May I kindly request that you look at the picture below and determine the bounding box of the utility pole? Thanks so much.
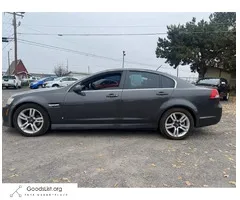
[177,66,179,77]
[13,12,17,73]
[8,49,12,75]
[5,12,25,75]
[88,66,90,74]
[122,51,126,68]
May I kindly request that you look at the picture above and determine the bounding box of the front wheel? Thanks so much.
[13,103,50,136]
[159,108,194,140]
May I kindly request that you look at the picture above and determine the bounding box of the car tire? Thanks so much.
[15,84,18,89]
[159,108,194,140]
[223,92,230,101]
[52,84,59,87]
[13,103,50,137]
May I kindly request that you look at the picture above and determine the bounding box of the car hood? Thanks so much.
[31,81,42,85]
[45,81,56,85]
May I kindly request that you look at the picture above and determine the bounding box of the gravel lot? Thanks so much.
[2,88,236,187]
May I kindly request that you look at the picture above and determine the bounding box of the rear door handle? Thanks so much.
[156,91,168,96]
[106,93,119,98]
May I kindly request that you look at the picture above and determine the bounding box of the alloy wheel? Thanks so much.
[165,112,190,138]
[17,108,44,134]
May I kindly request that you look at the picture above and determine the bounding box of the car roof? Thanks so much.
[93,68,177,79]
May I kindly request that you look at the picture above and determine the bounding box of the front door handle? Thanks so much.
[156,91,168,96]
[106,93,119,98]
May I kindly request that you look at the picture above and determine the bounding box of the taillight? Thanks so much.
[210,89,220,99]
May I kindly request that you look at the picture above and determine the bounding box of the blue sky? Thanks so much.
[2,12,211,77]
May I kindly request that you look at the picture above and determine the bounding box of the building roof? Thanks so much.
[6,59,28,75]
[6,60,21,75]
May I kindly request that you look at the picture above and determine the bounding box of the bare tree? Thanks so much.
[54,64,70,77]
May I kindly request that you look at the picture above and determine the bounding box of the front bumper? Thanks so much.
[2,105,11,127]
[2,83,15,87]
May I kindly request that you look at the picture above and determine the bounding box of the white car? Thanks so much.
[45,76,79,88]
[2,75,21,89]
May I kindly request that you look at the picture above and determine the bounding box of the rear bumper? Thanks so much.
[2,105,11,127]
[196,103,222,127]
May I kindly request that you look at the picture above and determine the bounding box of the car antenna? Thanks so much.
[156,65,162,71]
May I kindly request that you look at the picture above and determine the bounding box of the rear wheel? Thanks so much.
[223,92,230,101]
[13,103,50,136]
[159,108,194,140]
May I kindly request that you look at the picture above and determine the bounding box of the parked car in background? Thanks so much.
[29,76,56,89]
[195,77,230,101]
[3,68,222,139]
[2,75,21,89]
[44,76,79,88]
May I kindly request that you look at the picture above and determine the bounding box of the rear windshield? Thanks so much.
[197,78,220,85]
[2,76,16,79]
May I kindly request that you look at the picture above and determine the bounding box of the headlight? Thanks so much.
[7,97,14,105]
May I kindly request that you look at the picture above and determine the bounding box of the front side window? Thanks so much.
[125,71,159,89]
[82,73,122,90]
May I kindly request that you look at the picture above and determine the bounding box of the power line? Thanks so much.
[3,22,235,28]
[17,32,167,36]
[17,38,191,72]
[17,30,235,37]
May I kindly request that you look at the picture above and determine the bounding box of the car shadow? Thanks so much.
[48,128,163,139]
[3,127,214,140]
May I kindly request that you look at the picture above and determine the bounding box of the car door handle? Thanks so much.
[156,91,168,96]
[106,93,119,98]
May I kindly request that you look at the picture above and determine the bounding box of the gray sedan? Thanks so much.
[2,68,222,140]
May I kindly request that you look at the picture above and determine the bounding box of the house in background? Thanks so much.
[6,59,28,79]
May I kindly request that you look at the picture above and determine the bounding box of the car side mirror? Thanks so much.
[73,85,85,95]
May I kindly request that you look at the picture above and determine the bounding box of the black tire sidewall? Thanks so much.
[160,108,194,140]
[13,103,50,136]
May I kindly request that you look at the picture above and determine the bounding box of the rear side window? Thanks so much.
[161,75,175,88]
[125,71,159,89]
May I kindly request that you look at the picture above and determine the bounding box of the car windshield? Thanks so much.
[197,78,220,85]
[3,76,15,79]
